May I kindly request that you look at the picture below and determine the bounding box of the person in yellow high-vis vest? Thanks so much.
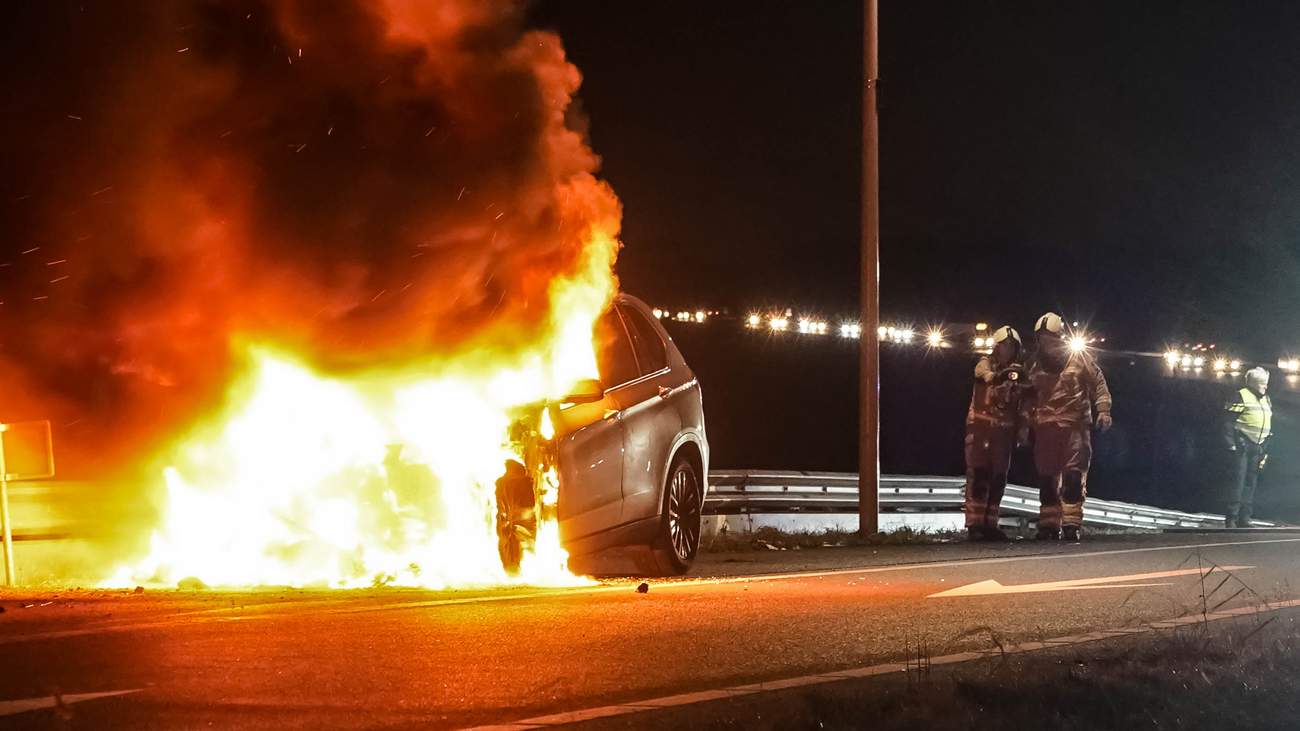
[1223,367,1272,528]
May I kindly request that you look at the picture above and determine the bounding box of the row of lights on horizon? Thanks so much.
[1159,345,1300,378]
[653,306,1300,378]
[658,308,1096,353]
[651,308,712,324]
[744,312,937,345]
[1163,350,1242,373]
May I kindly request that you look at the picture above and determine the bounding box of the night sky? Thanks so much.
[531,1,1300,359]
[4,1,1300,475]
[0,1,1294,511]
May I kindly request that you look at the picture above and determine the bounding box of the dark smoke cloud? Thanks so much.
[0,0,621,476]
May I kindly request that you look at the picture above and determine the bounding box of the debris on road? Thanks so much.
[636,582,649,594]
[133,586,144,594]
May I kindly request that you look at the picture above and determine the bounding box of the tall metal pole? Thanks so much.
[858,0,881,536]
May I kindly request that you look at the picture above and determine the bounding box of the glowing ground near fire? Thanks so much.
[108,244,614,590]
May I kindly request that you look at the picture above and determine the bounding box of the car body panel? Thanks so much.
[612,301,706,524]
[554,392,625,543]
[555,294,709,555]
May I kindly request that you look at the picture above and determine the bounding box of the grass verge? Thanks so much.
[702,523,1150,553]
[702,525,963,553]
[584,608,1300,730]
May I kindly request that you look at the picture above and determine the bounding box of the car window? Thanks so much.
[619,304,669,375]
[593,309,639,388]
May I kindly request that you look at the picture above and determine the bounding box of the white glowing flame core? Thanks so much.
[111,236,616,589]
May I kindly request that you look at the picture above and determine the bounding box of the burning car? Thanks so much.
[75,1,680,590]
[497,294,709,576]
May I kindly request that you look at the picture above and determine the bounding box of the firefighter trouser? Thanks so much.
[1033,424,1092,530]
[964,423,1014,530]
[1226,441,1264,527]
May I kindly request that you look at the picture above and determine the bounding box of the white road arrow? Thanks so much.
[928,565,1252,598]
[0,689,143,717]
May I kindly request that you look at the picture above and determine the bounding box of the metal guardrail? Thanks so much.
[706,470,1279,531]
[4,473,1278,542]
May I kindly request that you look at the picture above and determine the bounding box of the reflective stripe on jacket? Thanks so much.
[1227,387,1272,445]
[967,355,1022,429]
[1024,352,1111,428]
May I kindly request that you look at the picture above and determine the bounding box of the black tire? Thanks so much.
[495,463,537,575]
[644,458,702,576]
[497,520,524,574]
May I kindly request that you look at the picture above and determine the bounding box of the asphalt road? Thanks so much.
[2,532,1299,729]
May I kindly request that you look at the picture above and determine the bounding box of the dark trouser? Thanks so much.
[1033,424,1092,531]
[964,423,1015,530]
[1226,441,1264,527]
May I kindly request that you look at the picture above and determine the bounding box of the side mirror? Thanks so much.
[562,378,605,405]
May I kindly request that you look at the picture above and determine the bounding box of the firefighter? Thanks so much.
[964,326,1026,541]
[1024,312,1112,542]
[1223,367,1272,528]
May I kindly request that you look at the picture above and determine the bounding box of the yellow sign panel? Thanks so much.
[1,420,55,481]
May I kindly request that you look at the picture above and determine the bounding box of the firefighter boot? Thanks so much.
[982,526,1010,542]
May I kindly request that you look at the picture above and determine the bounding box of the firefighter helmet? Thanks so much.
[1035,312,1064,335]
[992,325,1021,347]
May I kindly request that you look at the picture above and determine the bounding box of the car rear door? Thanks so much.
[555,309,634,542]
[611,302,686,523]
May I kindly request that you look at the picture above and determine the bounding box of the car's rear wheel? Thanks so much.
[644,457,702,576]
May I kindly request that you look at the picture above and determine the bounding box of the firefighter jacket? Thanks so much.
[1024,351,1111,429]
[1225,387,1272,447]
[967,355,1025,430]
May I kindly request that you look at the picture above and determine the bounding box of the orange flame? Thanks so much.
[0,1,626,586]
[113,230,617,588]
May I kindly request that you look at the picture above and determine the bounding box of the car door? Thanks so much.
[612,302,685,523]
[555,309,635,542]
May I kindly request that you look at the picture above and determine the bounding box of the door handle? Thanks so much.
[657,386,672,399]
[603,409,620,421]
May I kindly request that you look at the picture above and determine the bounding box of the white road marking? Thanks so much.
[682,537,1298,587]
[3,537,1296,646]
[0,689,142,717]
[464,598,1300,729]
[928,565,1253,598]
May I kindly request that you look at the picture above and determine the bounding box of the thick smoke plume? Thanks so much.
[0,0,620,477]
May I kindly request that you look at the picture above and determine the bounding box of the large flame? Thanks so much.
[0,1,628,586]
[114,234,616,588]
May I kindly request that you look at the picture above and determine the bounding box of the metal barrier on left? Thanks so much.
[0,420,56,586]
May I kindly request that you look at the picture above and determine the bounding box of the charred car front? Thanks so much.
[496,294,709,576]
